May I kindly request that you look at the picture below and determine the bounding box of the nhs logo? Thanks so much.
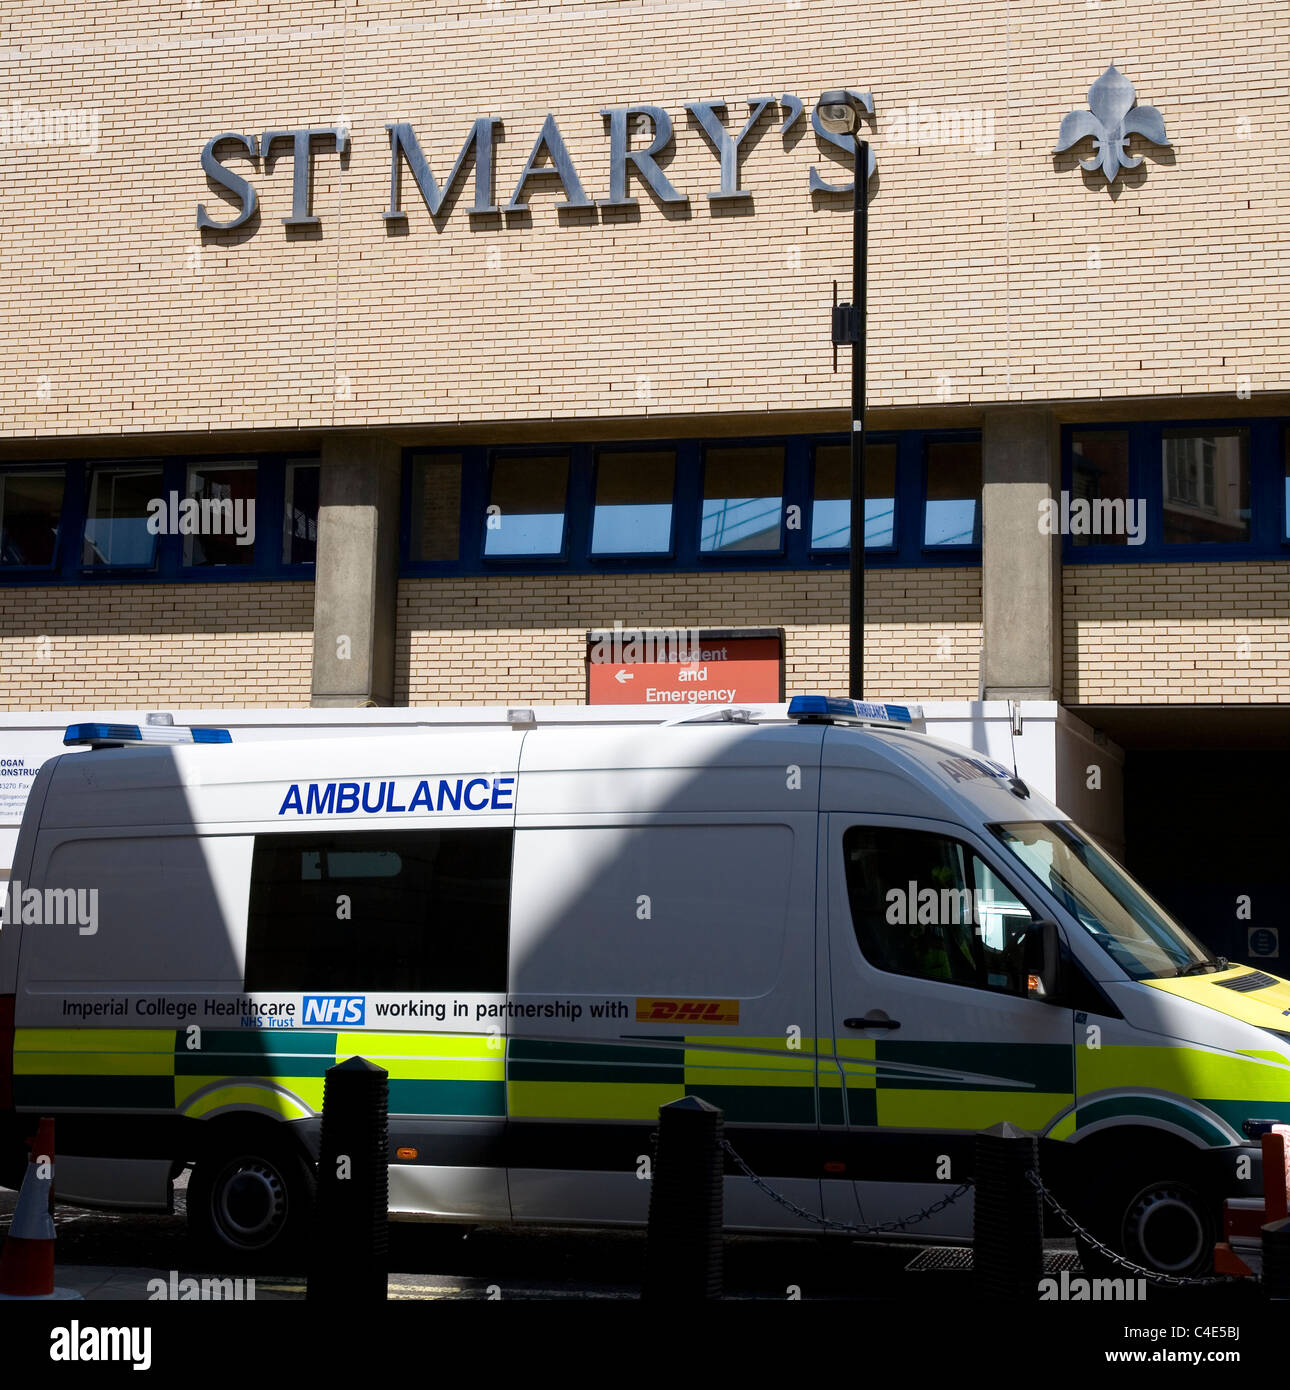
[302,995,365,1026]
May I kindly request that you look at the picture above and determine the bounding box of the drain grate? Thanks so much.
[904,1247,1083,1274]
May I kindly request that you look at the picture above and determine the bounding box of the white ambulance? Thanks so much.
[0,697,1283,1277]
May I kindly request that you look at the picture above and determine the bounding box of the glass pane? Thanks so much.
[245,829,512,993]
[1284,429,1290,541]
[924,439,981,547]
[592,450,675,555]
[411,455,462,562]
[842,825,1033,996]
[1071,431,1135,547]
[183,462,257,566]
[484,454,568,558]
[283,460,319,565]
[701,445,783,553]
[82,464,163,568]
[0,469,64,566]
[811,443,897,550]
[1161,429,1249,544]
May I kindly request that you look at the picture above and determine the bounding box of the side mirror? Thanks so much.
[1023,919,1063,1001]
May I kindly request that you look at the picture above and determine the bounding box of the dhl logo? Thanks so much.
[635,998,740,1025]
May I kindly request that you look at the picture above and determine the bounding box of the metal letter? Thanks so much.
[685,98,773,201]
[598,105,687,207]
[809,91,876,193]
[260,126,349,226]
[384,119,501,220]
[197,132,259,231]
[505,114,592,210]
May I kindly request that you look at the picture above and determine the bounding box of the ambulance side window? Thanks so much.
[244,829,512,993]
[842,826,1036,996]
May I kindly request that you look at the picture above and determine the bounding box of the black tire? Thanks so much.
[1078,1174,1217,1282]
[187,1128,315,1268]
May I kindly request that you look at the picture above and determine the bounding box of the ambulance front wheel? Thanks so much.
[187,1125,315,1267]
[1078,1175,1217,1282]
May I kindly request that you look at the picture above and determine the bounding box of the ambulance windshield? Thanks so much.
[990,821,1212,981]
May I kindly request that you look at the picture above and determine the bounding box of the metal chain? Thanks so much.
[720,1141,1247,1283]
[1023,1169,1247,1287]
[720,1137,973,1236]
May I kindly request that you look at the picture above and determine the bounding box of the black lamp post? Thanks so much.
[819,91,869,701]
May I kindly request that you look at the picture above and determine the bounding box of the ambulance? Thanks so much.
[0,697,1283,1277]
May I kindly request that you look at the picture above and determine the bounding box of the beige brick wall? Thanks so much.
[397,568,981,703]
[0,584,314,707]
[1,1,1286,438]
[1063,564,1290,703]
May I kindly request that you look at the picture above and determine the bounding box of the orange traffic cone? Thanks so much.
[0,1117,79,1300]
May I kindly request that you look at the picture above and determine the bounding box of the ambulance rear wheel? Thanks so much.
[188,1128,315,1267]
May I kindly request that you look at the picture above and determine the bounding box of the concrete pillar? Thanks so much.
[980,405,1061,701]
[310,435,401,707]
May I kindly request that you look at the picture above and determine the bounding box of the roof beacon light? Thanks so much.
[63,722,232,748]
[787,696,924,727]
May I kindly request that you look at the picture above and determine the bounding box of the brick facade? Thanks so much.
[1063,563,1290,703]
[0,584,314,708]
[1,1,1286,438]
[396,569,982,704]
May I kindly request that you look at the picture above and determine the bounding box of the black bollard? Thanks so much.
[641,1096,724,1301]
[1262,1217,1290,1299]
[973,1121,1044,1300]
[307,1056,389,1303]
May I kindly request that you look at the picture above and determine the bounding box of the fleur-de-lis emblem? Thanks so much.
[1053,65,1170,184]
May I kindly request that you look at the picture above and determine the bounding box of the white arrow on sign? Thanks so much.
[614,669,634,684]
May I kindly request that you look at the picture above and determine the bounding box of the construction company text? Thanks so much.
[197,93,875,232]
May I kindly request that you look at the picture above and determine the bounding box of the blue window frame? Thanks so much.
[591,447,676,557]
[923,436,983,548]
[809,439,898,552]
[482,451,569,561]
[700,444,785,555]
[0,467,65,570]
[401,430,983,576]
[0,455,319,585]
[1062,420,1285,562]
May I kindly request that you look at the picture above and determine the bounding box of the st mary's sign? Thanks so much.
[195,92,878,232]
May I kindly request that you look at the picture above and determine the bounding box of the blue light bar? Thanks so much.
[63,722,232,747]
[787,696,922,725]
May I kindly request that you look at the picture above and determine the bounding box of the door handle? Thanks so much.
[844,1014,900,1030]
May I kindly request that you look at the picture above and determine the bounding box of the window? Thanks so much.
[283,460,319,565]
[592,450,675,555]
[0,469,63,567]
[842,825,1036,995]
[924,439,981,547]
[1071,431,1133,547]
[183,461,257,567]
[811,442,897,550]
[1161,429,1249,544]
[991,820,1210,982]
[244,829,512,993]
[1284,429,1290,541]
[484,454,568,558]
[410,455,461,562]
[701,445,784,553]
[82,463,163,569]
